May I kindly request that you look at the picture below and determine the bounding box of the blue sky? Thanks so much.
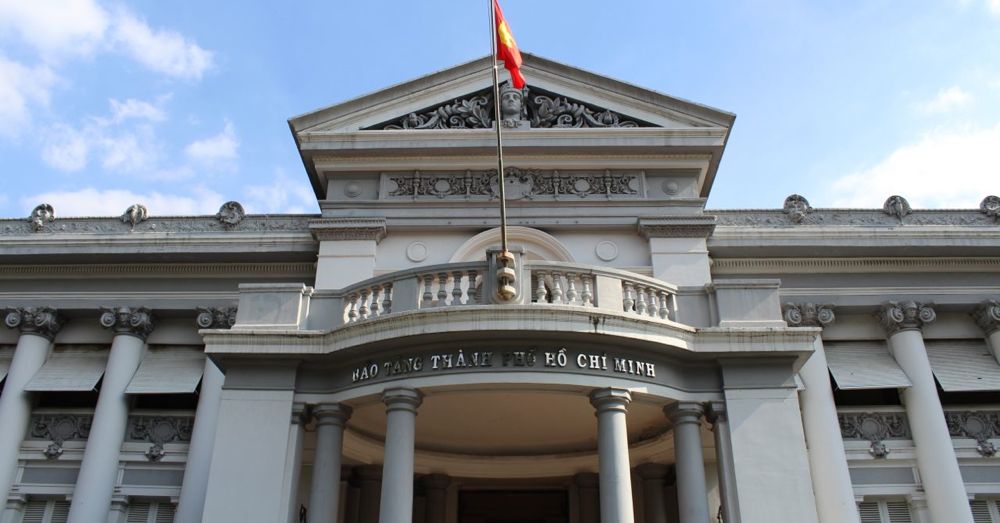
[1,0,999,218]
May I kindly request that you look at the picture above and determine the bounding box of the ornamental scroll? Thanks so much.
[382,168,642,201]
[366,85,656,130]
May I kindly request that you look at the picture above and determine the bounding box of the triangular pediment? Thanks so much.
[289,53,734,134]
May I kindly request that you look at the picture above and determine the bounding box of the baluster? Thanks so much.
[551,272,564,304]
[370,285,382,316]
[622,282,635,312]
[648,291,659,318]
[382,282,393,314]
[466,270,479,304]
[581,275,594,307]
[452,271,464,305]
[359,288,371,318]
[565,272,578,305]
[659,290,670,319]
[347,293,359,323]
[422,274,434,308]
[534,271,548,303]
[436,272,449,306]
[635,285,648,315]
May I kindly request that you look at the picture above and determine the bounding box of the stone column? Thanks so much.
[355,465,383,523]
[309,404,353,523]
[973,300,1000,364]
[635,464,669,523]
[0,308,62,504]
[572,473,599,523]
[664,403,710,523]
[284,404,308,523]
[175,355,226,522]
[879,301,973,523]
[706,402,741,523]
[68,307,154,523]
[420,474,450,523]
[379,388,422,523]
[783,303,858,523]
[589,388,635,523]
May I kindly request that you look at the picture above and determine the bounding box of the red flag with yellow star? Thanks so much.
[494,0,525,88]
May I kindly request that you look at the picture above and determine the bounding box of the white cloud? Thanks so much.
[244,169,318,214]
[0,55,57,137]
[916,86,972,115]
[990,0,1000,14]
[826,124,1000,208]
[0,0,109,58]
[111,11,214,80]
[184,121,239,164]
[109,96,169,123]
[22,186,224,217]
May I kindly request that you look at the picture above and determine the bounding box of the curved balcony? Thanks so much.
[335,260,678,327]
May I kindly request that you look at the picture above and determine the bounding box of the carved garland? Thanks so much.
[839,412,911,458]
[29,414,93,459]
[127,415,195,462]
[945,410,999,457]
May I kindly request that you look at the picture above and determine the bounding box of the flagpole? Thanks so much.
[489,0,509,253]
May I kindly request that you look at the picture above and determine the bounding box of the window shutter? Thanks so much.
[885,501,913,523]
[971,500,994,523]
[49,501,70,523]
[126,502,152,523]
[858,502,883,523]
[22,501,48,523]
[153,502,176,523]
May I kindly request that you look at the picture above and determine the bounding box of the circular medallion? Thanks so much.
[344,182,362,198]
[595,241,619,262]
[662,181,679,195]
[406,242,428,263]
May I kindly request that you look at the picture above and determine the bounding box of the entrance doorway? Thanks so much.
[459,491,568,523]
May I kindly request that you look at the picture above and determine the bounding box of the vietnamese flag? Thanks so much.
[494,0,526,88]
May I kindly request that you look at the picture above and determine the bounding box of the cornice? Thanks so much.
[0,263,315,279]
[0,214,316,237]
[638,216,717,239]
[711,208,1000,227]
[309,217,387,242]
[711,257,1000,275]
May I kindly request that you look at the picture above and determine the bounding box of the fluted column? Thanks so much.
[0,308,62,507]
[572,473,599,523]
[783,303,858,523]
[590,388,635,523]
[420,474,450,523]
[68,307,154,523]
[309,404,352,523]
[635,464,669,523]
[379,388,422,523]
[176,309,232,523]
[706,402,741,523]
[664,403,710,523]
[973,300,1000,364]
[879,301,973,523]
[354,465,383,523]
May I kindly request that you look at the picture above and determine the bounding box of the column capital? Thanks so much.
[313,403,352,427]
[291,403,309,425]
[99,306,155,340]
[664,401,705,426]
[589,387,632,413]
[634,462,671,480]
[382,387,423,414]
[782,302,835,327]
[4,306,64,340]
[196,306,238,329]
[972,299,1000,335]
[878,300,935,336]
[419,473,451,490]
[705,401,727,426]
[572,472,599,488]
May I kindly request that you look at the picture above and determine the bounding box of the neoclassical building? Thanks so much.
[1,54,999,523]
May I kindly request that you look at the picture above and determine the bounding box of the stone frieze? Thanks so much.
[384,168,642,201]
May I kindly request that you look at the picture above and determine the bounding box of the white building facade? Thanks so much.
[1,55,999,523]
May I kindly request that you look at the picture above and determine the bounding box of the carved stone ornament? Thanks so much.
[782,194,812,224]
[28,204,55,231]
[29,414,92,460]
[370,83,654,130]
[99,307,155,340]
[387,168,640,201]
[945,410,999,457]
[196,307,237,329]
[127,415,194,462]
[973,300,1000,336]
[883,195,911,221]
[878,301,935,336]
[782,302,835,327]
[309,217,388,242]
[4,307,64,340]
[215,201,246,227]
[981,196,1000,221]
[839,412,911,458]
[121,203,148,230]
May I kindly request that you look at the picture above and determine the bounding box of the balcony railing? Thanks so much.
[336,260,677,326]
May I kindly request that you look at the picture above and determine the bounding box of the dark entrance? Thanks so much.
[459,490,568,523]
